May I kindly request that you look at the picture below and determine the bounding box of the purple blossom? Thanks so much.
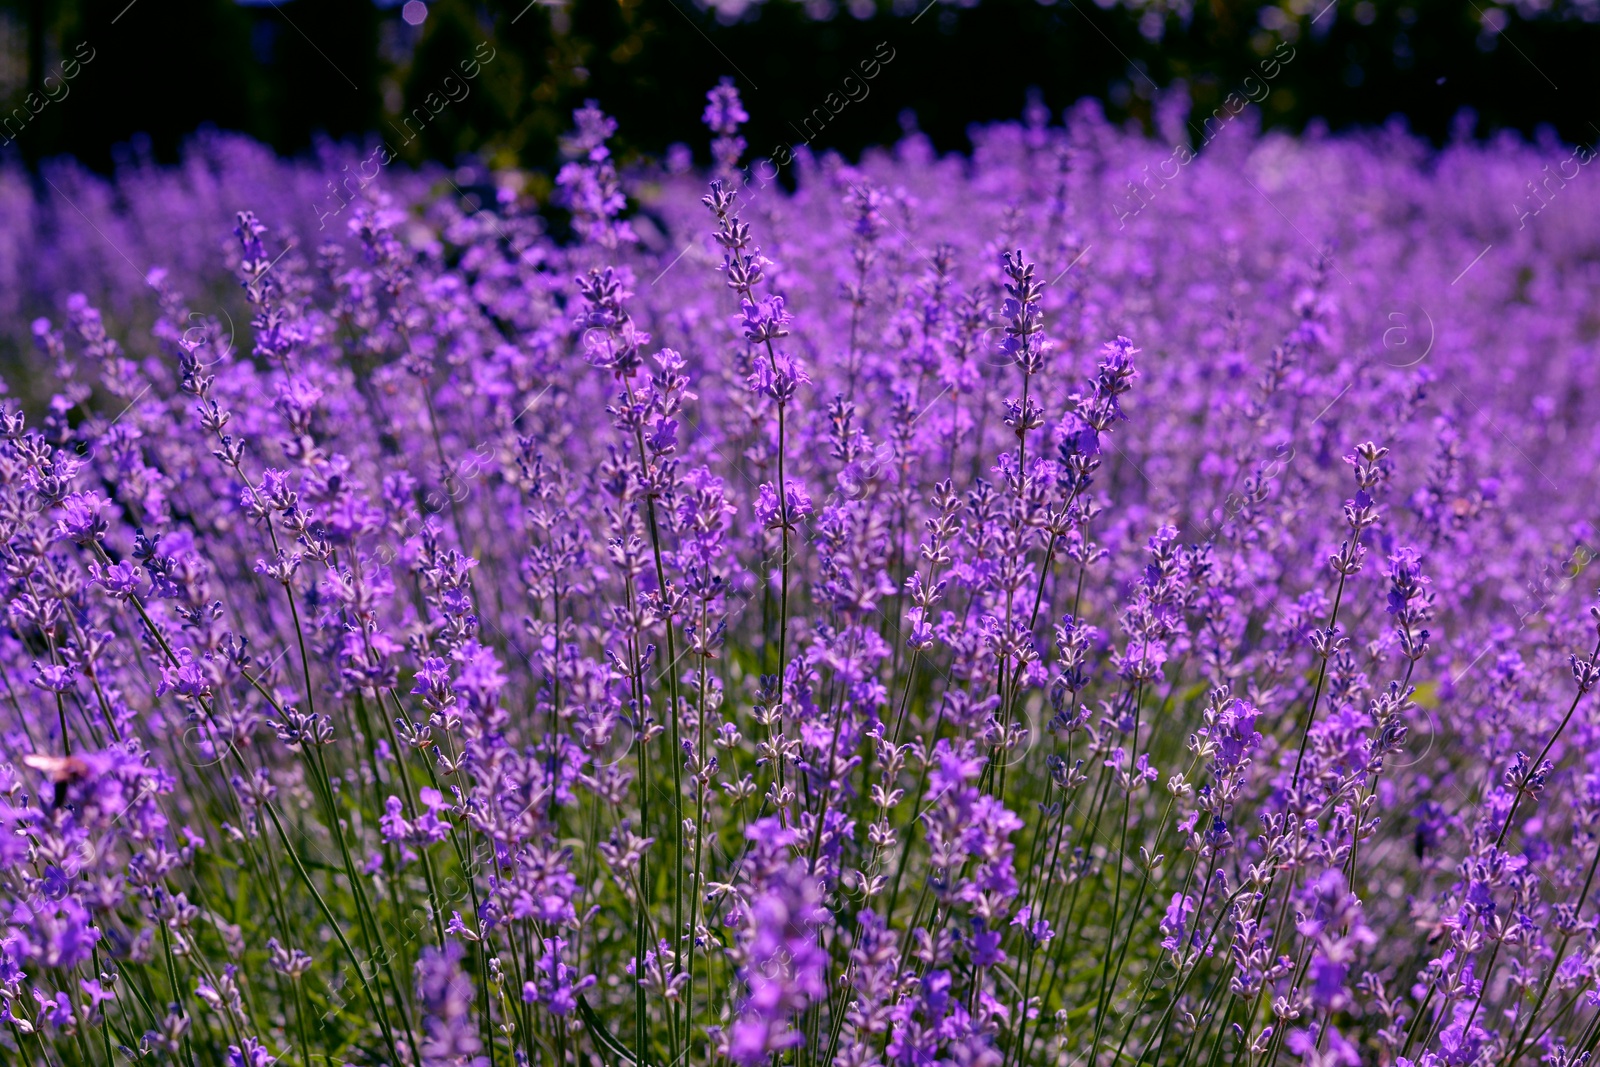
[226,1037,277,1067]
[55,490,108,544]
[415,942,486,1067]
[703,77,749,136]
[522,936,595,1015]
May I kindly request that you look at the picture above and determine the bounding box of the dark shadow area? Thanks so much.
[0,0,1590,176]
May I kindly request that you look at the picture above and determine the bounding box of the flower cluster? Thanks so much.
[4,79,1600,1067]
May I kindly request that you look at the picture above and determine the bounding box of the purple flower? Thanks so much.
[1285,1024,1361,1067]
[1159,893,1196,955]
[89,559,141,600]
[31,661,76,694]
[1307,953,1349,1011]
[380,795,412,843]
[156,648,212,701]
[703,77,749,136]
[55,490,108,544]
[1011,906,1054,946]
[31,988,75,1031]
[739,295,791,345]
[226,1037,278,1067]
[521,936,595,1016]
[968,921,1005,967]
[756,481,814,529]
[415,942,485,1067]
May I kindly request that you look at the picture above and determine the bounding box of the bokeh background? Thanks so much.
[1,0,1595,178]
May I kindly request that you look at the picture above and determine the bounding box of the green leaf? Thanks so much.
[576,994,638,1066]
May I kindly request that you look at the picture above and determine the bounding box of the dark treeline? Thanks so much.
[4,0,1595,177]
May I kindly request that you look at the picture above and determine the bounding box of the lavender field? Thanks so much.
[3,86,1600,1067]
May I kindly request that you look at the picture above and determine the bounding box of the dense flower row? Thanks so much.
[2,84,1600,1067]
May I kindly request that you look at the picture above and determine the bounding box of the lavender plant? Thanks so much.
[4,85,1600,1067]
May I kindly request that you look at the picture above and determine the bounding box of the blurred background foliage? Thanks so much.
[1,0,1595,178]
